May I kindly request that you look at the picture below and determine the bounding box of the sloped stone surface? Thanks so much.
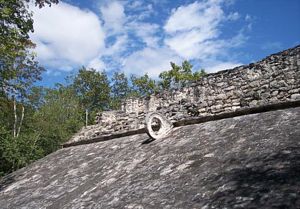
[69,45,300,144]
[0,107,300,209]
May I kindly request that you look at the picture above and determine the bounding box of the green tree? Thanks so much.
[0,84,83,176]
[0,0,58,85]
[26,86,46,109]
[0,129,43,175]
[1,0,34,75]
[31,0,59,8]
[31,85,83,155]
[0,0,60,138]
[0,0,58,91]
[192,69,207,80]
[130,73,158,97]
[72,67,111,126]
[159,60,206,89]
[0,97,44,175]
[1,49,45,138]
[0,0,61,176]
[110,71,130,109]
[0,96,13,131]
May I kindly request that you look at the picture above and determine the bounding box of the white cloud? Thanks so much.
[87,58,106,71]
[30,2,105,70]
[104,35,129,56]
[164,0,223,33]
[128,22,160,47]
[126,1,155,20]
[164,0,225,59]
[244,14,254,30]
[165,29,219,59]
[123,47,182,78]
[127,1,143,9]
[90,2,160,73]
[164,0,246,65]
[104,0,247,76]
[30,0,249,77]
[100,1,126,35]
[245,14,252,21]
[227,12,240,21]
[96,1,162,71]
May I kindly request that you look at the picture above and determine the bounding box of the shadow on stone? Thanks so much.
[201,147,300,209]
[0,174,16,192]
[141,137,156,145]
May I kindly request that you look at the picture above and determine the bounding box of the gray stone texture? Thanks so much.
[67,45,300,144]
[145,112,173,140]
[123,44,300,120]
[1,106,300,209]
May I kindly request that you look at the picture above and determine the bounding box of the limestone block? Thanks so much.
[291,94,300,100]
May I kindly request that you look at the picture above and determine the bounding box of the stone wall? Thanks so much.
[68,45,300,143]
[122,45,300,121]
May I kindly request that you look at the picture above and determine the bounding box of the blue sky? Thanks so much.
[29,0,300,86]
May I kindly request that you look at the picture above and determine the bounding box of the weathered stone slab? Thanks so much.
[1,107,300,209]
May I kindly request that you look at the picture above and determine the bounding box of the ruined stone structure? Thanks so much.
[66,45,300,145]
[1,104,300,209]
[1,45,300,209]
[122,44,300,118]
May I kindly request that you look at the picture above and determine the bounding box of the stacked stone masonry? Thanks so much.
[68,45,300,143]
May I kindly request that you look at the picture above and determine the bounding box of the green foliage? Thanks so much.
[31,85,83,154]
[0,0,48,97]
[29,0,59,8]
[193,69,207,80]
[72,67,111,111]
[0,0,33,68]
[26,86,46,109]
[0,126,43,175]
[0,60,206,176]
[0,2,205,176]
[131,74,158,97]
[110,71,130,109]
[0,0,74,176]
[0,85,83,176]
[3,52,45,101]
[159,60,206,89]
[0,96,13,129]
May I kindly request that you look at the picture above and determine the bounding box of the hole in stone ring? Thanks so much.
[146,112,173,140]
[151,117,161,132]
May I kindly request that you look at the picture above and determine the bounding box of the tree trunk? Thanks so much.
[16,105,24,137]
[13,96,17,138]
[85,109,88,127]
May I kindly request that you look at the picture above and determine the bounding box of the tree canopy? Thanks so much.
[110,71,130,109]
[0,60,206,176]
[0,0,58,97]
[131,73,158,97]
[159,60,206,89]
[72,67,111,111]
[0,0,209,177]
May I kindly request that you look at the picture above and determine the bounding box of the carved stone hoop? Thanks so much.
[145,112,173,140]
